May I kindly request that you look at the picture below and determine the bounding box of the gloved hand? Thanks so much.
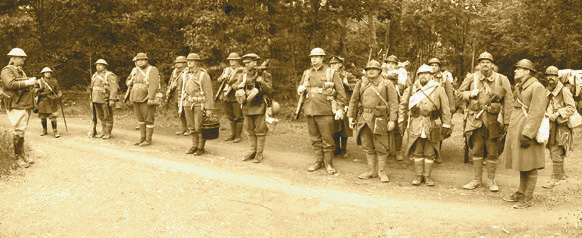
[387,121,395,131]
[348,118,354,129]
[109,100,116,107]
[398,121,407,134]
[520,135,533,149]
[297,85,306,95]
[334,110,344,120]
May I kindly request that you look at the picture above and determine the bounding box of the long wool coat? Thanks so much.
[504,76,547,171]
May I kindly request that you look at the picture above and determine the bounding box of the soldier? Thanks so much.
[382,55,409,87]
[330,56,357,159]
[35,67,63,138]
[458,52,512,192]
[385,70,406,161]
[179,53,215,156]
[91,59,119,139]
[237,53,273,163]
[428,58,456,164]
[503,59,546,209]
[400,65,452,186]
[218,52,244,143]
[1,48,38,168]
[542,66,575,189]
[165,56,189,136]
[297,48,347,174]
[126,53,160,146]
[347,60,398,182]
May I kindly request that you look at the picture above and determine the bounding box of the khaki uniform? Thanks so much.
[386,74,407,159]
[348,76,398,180]
[545,82,575,184]
[36,76,62,135]
[333,69,357,156]
[178,67,214,153]
[128,65,160,143]
[299,65,347,172]
[219,66,244,140]
[91,70,119,137]
[166,67,188,133]
[458,71,512,188]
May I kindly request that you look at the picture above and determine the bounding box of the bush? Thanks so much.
[0,127,16,176]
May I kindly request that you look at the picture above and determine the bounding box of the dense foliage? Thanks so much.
[0,0,580,100]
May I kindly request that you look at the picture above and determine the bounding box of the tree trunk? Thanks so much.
[309,0,320,48]
[368,11,377,58]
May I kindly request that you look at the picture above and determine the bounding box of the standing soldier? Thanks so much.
[428,58,456,164]
[218,52,244,143]
[400,65,452,186]
[330,56,357,159]
[297,48,347,174]
[458,52,512,192]
[126,53,160,146]
[348,60,398,182]
[91,59,119,139]
[542,66,575,189]
[386,70,406,161]
[503,59,546,209]
[165,56,189,136]
[1,48,38,168]
[36,67,62,138]
[382,55,410,88]
[237,53,273,163]
[179,53,215,156]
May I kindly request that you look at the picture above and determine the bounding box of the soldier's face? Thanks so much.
[386,62,397,70]
[418,72,431,85]
[311,56,324,66]
[429,63,440,73]
[43,72,51,78]
[136,60,147,68]
[547,75,558,88]
[96,64,106,71]
[366,69,381,78]
[12,56,25,66]
[187,60,198,68]
[175,62,186,69]
[244,60,257,69]
[514,67,529,82]
[330,63,342,70]
[479,60,493,74]
[229,60,240,67]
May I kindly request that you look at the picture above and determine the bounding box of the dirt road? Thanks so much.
[1,116,581,237]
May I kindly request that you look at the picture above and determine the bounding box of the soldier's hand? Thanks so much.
[348,118,354,129]
[256,76,264,84]
[470,88,479,98]
[25,77,37,86]
[205,109,214,118]
[548,112,559,121]
[334,110,344,120]
[398,121,407,134]
[109,100,115,107]
[387,121,395,131]
[520,135,532,148]
[297,85,306,95]
[147,99,156,106]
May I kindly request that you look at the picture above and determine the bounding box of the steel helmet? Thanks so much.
[95,59,108,65]
[7,48,26,57]
[309,48,326,57]
[40,67,52,73]
[477,52,494,62]
[365,60,382,71]
[226,52,242,60]
[174,56,187,63]
[242,53,260,61]
[385,55,398,63]
[545,66,559,75]
[417,64,432,74]
[515,59,536,73]
[187,53,201,61]
[270,101,281,115]
[428,58,441,66]
[329,56,344,64]
[133,53,148,61]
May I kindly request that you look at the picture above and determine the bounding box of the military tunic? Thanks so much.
[546,81,575,162]
[91,70,119,125]
[335,69,357,137]
[237,69,273,136]
[128,65,160,126]
[1,64,34,136]
[177,68,214,133]
[36,76,62,118]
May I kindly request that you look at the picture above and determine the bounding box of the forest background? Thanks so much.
[0,0,580,102]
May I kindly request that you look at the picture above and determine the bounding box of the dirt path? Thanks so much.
[1,117,581,237]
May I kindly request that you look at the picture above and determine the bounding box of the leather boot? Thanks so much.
[40,119,48,136]
[340,137,348,158]
[224,121,236,141]
[424,159,435,186]
[324,151,337,175]
[194,134,206,156]
[411,158,424,186]
[13,135,29,168]
[50,120,60,138]
[139,126,153,146]
[252,135,266,163]
[307,150,324,172]
[179,113,188,135]
[463,157,483,190]
[186,132,198,154]
[504,171,527,202]
[378,154,389,183]
[333,134,341,156]
[359,153,378,179]
[19,137,33,165]
[102,122,112,139]
[242,134,257,161]
[559,160,567,180]
[486,160,499,192]
[514,170,537,209]
[134,124,146,145]
[233,121,243,143]
[542,162,562,189]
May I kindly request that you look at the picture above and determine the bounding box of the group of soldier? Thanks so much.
[1,46,577,209]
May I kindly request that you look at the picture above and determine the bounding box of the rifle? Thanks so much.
[89,84,97,137]
[59,98,68,133]
[215,67,231,102]
[124,69,136,103]
[295,70,308,119]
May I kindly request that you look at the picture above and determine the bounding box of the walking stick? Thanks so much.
[59,98,69,133]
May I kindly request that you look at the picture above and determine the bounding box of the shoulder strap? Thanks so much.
[368,81,389,107]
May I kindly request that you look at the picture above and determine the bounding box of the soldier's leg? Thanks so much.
[133,102,146,145]
[7,109,32,167]
[184,106,197,154]
[411,139,425,186]
[319,116,337,175]
[394,131,404,161]
[484,137,500,192]
[252,114,268,163]
[375,133,390,182]
[49,113,59,138]
[233,104,243,143]
[140,104,156,146]
[340,136,348,158]
[223,101,236,141]
[504,171,527,202]
[242,115,257,161]
[464,127,486,189]
[39,113,48,136]
[103,104,114,139]
[423,142,437,186]
[307,116,324,172]
[435,141,443,164]
[358,125,378,179]
[333,131,342,156]
[543,145,565,189]
[514,169,537,209]
[94,103,106,138]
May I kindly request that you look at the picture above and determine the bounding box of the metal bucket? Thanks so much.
[201,119,220,140]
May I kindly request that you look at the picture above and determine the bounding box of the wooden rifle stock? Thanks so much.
[294,91,306,119]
